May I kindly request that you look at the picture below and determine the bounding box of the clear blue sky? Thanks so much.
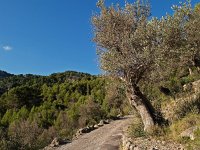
[0,0,199,75]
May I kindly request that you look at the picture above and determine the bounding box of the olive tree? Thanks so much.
[92,0,199,132]
[186,3,200,70]
[157,2,199,76]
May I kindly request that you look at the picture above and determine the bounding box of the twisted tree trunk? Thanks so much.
[126,84,155,132]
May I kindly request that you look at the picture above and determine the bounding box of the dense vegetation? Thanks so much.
[92,0,200,131]
[0,70,13,79]
[92,0,200,149]
[1,1,199,149]
[127,67,200,149]
[0,70,129,150]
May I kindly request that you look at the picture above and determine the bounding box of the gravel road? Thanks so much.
[55,116,133,150]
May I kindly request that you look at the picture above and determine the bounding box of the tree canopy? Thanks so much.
[92,0,200,132]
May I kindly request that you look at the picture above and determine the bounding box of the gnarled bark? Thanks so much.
[126,84,155,132]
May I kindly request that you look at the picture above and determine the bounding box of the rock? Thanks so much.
[50,138,59,147]
[81,128,87,133]
[77,126,95,134]
[125,141,131,150]
[192,80,200,93]
[98,120,104,127]
[121,132,185,150]
[59,138,70,145]
[89,125,95,130]
[161,141,166,145]
[122,134,127,147]
[77,128,83,134]
[74,125,96,139]
[183,80,200,93]
[117,114,121,118]
[129,145,134,150]
[183,83,192,92]
[94,124,99,129]
[152,146,159,150]
[43,146,54,150]
[75,128,88,137]
[81,127,91,133]
[177,147,184,150]
[103,119,110,124]
[133,146,139,150]
[180,126,198,140]
[47,138,70,149]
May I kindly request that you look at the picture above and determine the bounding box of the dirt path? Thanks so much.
[55,116,133,150]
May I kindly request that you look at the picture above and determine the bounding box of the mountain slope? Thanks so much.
[0,70,14,78]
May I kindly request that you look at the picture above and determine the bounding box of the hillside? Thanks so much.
[0,71,92,95]
[0,70,13,79]
[0,70,129,150]
[1,69,200,150]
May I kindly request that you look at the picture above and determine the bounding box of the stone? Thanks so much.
[180,126,198,140]
[77,128,83,135]
[59,138,70,145]
[130,145,134,150]
[50,138,59,147]
[152,146,159,150]
[117,114,121,118]
[192,80,200,93]
[76,127,91,136]
[125,141,131,150]
[134,146,139,150]
[98,120,104,127]
[157,140,160,143]
[81,127,91,133]
[89,125,95,130]
[103,119,110,124]
[94,124,99,129]
[48,138,70,148]
[183,83,192,92]
[122,135,127,147]
[161,141,166,145]
[183,80,200,93]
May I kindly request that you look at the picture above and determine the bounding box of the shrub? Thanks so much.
[37,127,57,148]
[170,113,200,140]
[8,120,44,150]
[78,97,105,127]
[128,117,146,138]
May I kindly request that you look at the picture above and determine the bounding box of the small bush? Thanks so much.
[170,113,200,140]
[8,120,44,150]
[128,118,146,138]
[180,127,200,150]
[37,127,57,148]
[148,125,169,139]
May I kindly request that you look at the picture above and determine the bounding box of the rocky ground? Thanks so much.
[44,115,186,150]
[122,136,184,150]
[46,116,133,150]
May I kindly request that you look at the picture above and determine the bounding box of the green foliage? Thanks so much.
[0,85,41,110]
[0,71,126,149]
[1,109,14,127]
[194,3,200,12]
[78,97,105,127]
[0,70,13,79]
